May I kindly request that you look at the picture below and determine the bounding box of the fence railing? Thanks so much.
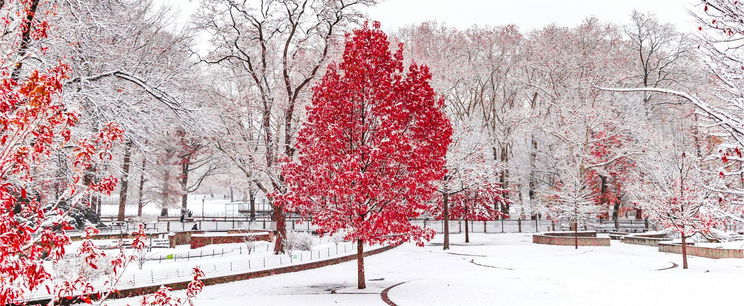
[87,218,675,237]
[416,219,555,234]
[106,240,363,290]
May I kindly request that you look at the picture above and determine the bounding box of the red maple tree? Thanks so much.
[0,2,204,303]
[278,22,451,289]
[432,183,509,243]
[584,127,635,225]
[0,1,123,302]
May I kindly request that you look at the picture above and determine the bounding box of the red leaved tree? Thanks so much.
[433,184,508,243]
[278,22,451,289]
[0,1,205,303]
[0,1,123,302]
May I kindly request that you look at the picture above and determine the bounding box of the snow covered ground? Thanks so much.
[109,233,744,306]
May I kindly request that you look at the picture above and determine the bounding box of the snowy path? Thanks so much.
[109,233,744,306]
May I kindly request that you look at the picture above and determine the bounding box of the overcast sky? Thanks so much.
[157,0,699,32]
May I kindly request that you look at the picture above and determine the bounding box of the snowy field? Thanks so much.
[109,233,744,306]
[28,235,370,303]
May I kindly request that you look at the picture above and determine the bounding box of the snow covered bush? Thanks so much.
[285,231,314,253]
[244,233,259,255]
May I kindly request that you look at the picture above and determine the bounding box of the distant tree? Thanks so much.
[629,149,715,269]
[545,161,606,249]
[431,119,508,248]
[602,0,744,223]
[279,23,451,289]
[433,183,509,244]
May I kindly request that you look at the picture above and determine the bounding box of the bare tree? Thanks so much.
[196,0,375,253]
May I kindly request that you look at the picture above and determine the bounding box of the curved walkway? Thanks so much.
[105,233,744,306]
[657,261,678,271]
[380,281,407,306]
[469,259,515,270]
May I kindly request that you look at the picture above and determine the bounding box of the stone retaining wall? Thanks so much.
[533,232,610,247]
[168,231,203,247]
[190,232,271,249]
[621,236,670,247]
[168,230,274,248]
[658,244,744,259]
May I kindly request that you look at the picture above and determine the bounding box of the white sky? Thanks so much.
[157,0,700,32]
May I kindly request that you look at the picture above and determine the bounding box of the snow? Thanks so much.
[696,241,744,249]
[106,233,744,305]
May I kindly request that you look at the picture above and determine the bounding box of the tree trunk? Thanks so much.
[94,196,101,219]
[529,135,538,219]
[249,187,256,221]
[137,155,147,217]
[117,141,133,221]
[54,152,65,201]
[681,234,688,269]
[160,162,171,217]
[10,0,40,82]
[443,192,450,250]
[574,220,579,249]
[180,159,189,211]
[499,144,510,215]
[357,239,366,289]
[613,205,620,231]
[273,205,286,254]
[465,217,470,243]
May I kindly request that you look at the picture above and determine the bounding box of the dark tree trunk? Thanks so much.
[357,239,366,289]
[528,92,539,219]
[137,155,147,217]
[465,217,470,243]
[117,141,133,221]
[160,162,171,217]
[94,196,101,219]
[180,159,189,211]
[574,220,579,249]
[10,0,40,82]
[54,152,66,201]
[529,136,538,219]
[443,192,450,250]
[499,144,510,215]
[273,205,286,254]
[681,234,688,269]
[249,187,256,221]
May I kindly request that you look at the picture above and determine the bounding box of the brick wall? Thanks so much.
[190,232,271,249]
[658,244,744,259]
[622,236,669,247]
[168,231,204,248]
[533,234,611,246]
[169,230,274,248]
